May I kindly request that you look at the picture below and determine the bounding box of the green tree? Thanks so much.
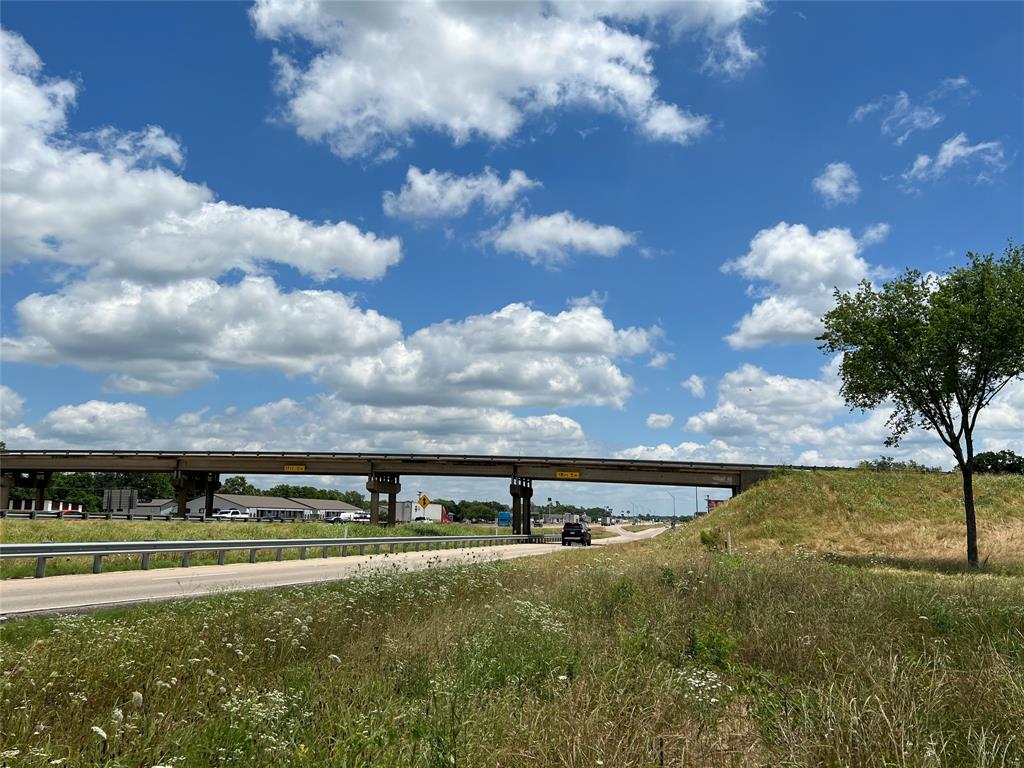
[973,450,1024,474]
[819,244,1024,567]
[220,476,259,496]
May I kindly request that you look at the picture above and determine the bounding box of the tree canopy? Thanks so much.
[819,243,1024,566]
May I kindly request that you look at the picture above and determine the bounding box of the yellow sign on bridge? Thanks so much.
[283,464,306,473]
[555,471,581,480]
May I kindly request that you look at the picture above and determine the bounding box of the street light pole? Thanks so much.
[663,490,677,518]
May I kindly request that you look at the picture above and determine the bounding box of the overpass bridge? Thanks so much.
[0,450,790,534]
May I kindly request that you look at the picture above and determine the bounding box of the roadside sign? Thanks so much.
[418,494,431,509]
[555,471,581,480]
[283,464,306,473]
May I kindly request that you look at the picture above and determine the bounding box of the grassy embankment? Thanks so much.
[1,469,1022,767]
[0,520,486,579]
[688,467,1024,575]
[624,522,668,532]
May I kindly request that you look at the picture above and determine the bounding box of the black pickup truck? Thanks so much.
[561,521,592,546]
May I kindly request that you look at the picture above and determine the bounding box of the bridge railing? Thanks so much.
[0,533,561,578]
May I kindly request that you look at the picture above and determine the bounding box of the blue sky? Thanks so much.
[1,1,1021,513]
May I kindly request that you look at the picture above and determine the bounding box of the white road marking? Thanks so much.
[153,572,240,580]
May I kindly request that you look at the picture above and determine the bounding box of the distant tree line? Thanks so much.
[858,451,1022,475]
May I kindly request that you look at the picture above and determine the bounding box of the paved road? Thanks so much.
[0,525,665,618]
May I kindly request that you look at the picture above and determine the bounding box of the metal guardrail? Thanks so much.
[0,534,561,578]
[1,511,328,522]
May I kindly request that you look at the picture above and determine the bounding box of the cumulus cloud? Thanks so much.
[318,302,656,408]
[0,29,401,283]
[382,166,539,219]
[251,0,762,158]
[681,375,706,398]
[723,222,888,349]
[902,132,1007,186]
[1,385,26,426]
[490,211,635,266]
[3,285,655,407]
[7,395,591,457]
[2,276,403,394]
[620,365,1024,468]
[812,162,860,205]
[646,413,674,429]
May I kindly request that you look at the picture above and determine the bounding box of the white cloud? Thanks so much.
[382,166,539,219]
[620,366,1024,469]
[3,276,402,394]
[490,211,635,266]
[723,222,887,349]
[902,132,1007,186]
[684,363,844,438]
[3,286,654,407]
[1,385,26,427]
[9,395,592,457]
[319,302,656,409]
[812,162,860,205]
[646,413,674,429]
[647,351,674,369]
[852,76,975,146]
[702,28,760,78]
[681,375,706,398]
[0,29,401,283]
[852,91,941,144]
[250,0,761,158]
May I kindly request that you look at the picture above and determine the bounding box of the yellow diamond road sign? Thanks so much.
[418,494,431,509]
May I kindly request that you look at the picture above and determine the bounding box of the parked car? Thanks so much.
[212,509,251,521]
[326,511,360,523]
[561,521,592,546]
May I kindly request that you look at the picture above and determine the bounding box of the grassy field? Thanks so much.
[0,520,488,580]
[1,470,1021,767]
[687,468,1024,575]
[624,522,668,532]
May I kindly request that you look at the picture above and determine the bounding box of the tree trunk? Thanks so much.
[962,466,979,568]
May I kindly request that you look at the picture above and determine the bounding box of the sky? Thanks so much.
[1,1,1022,515]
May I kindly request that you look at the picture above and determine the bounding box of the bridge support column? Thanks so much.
[203,472,220,519]
[32,472,51,519]
[172,471,202,518]
[0,474,11,517]
[366,474,400,526]
[369,490,380,525]
[509,478,532,535]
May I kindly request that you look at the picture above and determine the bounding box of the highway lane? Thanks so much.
[0,525,665,618]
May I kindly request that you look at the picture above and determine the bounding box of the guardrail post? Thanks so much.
[300,547,307,560]
[92,555,103,574]
[182,552,190,568]
[390,543,396,553]
[105,512,112,520]
[218,550,226,566]
[250,549,258,563]
[35,557,46,578]
[373,543,381,554]
[275,548,283,562]
[341,545,348,557]
[358,545,365,555]
[322,546,329,558]
[141,553,151,570]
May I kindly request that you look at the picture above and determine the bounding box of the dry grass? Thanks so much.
[688,469,1024,574]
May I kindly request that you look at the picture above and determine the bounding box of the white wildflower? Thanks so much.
[131,691,144,708]
[90,725,108,740]
[328,654,341,664]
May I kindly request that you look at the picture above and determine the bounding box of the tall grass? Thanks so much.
[690,470,1024,574]
[2,535,1021,767]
